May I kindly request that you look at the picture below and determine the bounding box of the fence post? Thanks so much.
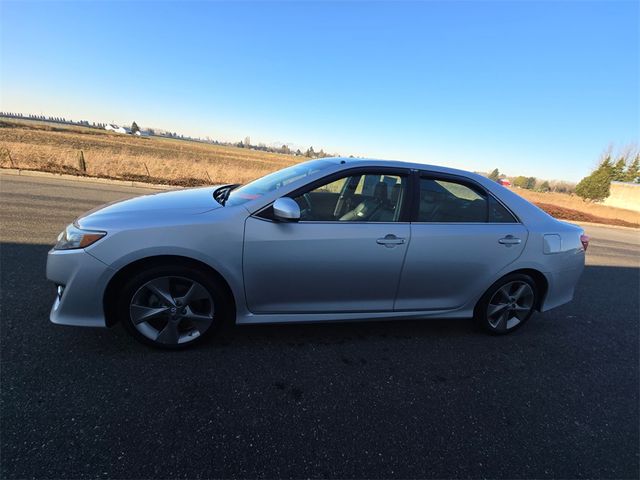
[77,150,86,173]
[205,170,212,183]
[6,148,16,168]
[144,163,151,178]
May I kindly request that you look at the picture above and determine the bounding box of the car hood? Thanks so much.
[77,186,225,230]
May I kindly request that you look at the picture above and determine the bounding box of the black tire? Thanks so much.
[474,273,538,335]
[116,263,231,349]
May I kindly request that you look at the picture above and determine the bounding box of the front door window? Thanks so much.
[293,173,406,222]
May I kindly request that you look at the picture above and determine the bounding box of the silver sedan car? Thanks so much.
[47,158,587,349]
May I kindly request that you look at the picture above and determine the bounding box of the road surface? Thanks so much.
[1,173,638,479]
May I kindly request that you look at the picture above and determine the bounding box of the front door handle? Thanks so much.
[377,234,406,247]
[498,235,522,246]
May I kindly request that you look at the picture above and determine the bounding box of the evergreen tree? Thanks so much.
[512,176,528,188]
[131,121,140,134]
[575,163,612,201]
[599,155,614,175]
[488,168,500,181]
[612,157,627,181]
[625,155,639,183]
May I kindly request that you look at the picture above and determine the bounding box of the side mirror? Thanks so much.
[273,197,300,222]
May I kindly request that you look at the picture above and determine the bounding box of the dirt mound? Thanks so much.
[535,202,638,228]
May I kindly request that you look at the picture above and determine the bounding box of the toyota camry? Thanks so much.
[47,158,587,348]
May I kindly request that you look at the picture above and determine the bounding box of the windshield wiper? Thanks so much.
[213,184,240,206]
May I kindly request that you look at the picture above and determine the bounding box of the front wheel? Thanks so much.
[475,273,538,335]
[117,264,228,349]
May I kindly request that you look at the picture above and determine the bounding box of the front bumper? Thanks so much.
[46,248,115,327]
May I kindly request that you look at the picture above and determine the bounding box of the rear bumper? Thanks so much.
[540,265,584,312]
[46,248,114,327]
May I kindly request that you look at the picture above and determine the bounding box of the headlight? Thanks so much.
[55,224,106,250]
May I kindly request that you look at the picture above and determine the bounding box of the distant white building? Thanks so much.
[104,124,131,134]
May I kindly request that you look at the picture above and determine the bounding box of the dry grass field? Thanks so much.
[1,117,638,227]
[0,118,297,185]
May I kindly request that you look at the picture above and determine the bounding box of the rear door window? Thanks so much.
[418,177,516,223]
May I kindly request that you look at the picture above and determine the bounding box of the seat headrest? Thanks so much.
[390,183,402,204]
[373,182,388,200]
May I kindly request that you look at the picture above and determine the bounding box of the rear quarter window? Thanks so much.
[488,195,518,223]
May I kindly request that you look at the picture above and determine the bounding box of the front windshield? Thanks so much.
[225,159,337,206]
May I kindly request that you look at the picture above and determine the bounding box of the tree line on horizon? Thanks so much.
[234,141,337,159]
[485,144,639,200]
[1,111,108,129]
[486,168,573,194]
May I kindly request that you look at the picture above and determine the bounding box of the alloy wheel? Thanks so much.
[129,276,215,345]
[486,280,534,332]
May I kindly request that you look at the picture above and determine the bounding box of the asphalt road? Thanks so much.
[1,173,639,479]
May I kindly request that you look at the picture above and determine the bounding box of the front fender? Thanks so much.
[85,218,247,319]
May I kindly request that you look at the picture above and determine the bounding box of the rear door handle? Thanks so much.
[377,234,406,247]
[499,235,522,246]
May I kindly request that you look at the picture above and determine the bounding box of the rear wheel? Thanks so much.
[117,264,229,349]
[475,273,538,335]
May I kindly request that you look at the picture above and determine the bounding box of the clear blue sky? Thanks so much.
[1,0,638,181]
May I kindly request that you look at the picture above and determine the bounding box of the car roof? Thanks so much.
[324,157,488,181]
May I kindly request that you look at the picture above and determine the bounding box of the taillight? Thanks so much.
[580,234,590,251]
